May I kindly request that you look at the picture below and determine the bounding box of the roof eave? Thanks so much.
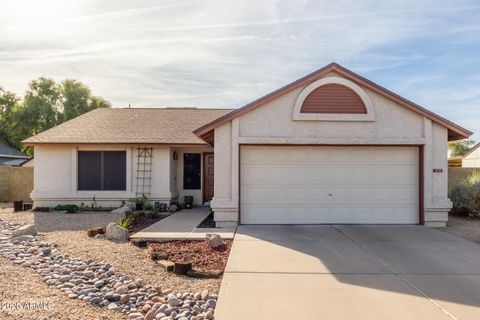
[194,62,473,141]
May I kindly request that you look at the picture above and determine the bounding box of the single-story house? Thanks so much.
[0,144,30,166]
[23,63,472,227]
[461,143,480,168]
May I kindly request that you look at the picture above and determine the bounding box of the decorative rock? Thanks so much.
[87,227,104,237]
[115,285,129,294]
[148,249,168,261]
[151,296,165,303]
[205,234,223,248]
[105,222,128,243]
[173,262,192,275]
[135,278,146,286]
[201,289,209,300]
[186,268,223,279]
[107,303,119,310]
[46,279,56,285]
[205,310,213,319]
[206,299,216,308]
[120,294,130,304]
[83,270,94,278]
[0,220,219,320]
[167,295,180,307]
[130,238,148,248]
[157,260,174,272]
[11,224,38,238]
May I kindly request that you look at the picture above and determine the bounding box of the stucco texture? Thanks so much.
[212,71,451,227]
[31,144,212,208]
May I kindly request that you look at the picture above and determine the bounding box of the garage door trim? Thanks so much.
[238,144,424,225]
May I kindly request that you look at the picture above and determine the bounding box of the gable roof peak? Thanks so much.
[194,62,472,141]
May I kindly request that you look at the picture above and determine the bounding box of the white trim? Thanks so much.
[292,76,376,121]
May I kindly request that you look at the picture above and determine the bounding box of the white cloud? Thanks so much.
[0,0,478,138]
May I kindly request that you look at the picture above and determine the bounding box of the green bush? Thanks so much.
[54,204,79,213]
[450,171,480,216]
[145,209,160,218]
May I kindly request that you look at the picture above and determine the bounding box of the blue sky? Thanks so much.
[0,0,479,139]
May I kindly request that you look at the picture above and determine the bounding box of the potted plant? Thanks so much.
[184,196,194,209]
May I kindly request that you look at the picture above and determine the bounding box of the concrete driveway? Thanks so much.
[214,225,480,320]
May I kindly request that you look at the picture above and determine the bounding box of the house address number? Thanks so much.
[433,169,443,173]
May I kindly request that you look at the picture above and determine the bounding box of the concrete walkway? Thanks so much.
[215,225,480,320]
[130,207,236,241]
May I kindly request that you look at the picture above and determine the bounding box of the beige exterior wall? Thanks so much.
[462,147,480,168]
[212,71,452,227]
[175,146,213,206]
[32,144,211,208]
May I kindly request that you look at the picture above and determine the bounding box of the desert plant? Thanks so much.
[450,171,480,216]
[118,217,134,229]
[145,209,160,218]
[129,194,148,210]
[54,204,79,213]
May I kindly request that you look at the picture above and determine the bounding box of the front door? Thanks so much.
[203,153,214,203]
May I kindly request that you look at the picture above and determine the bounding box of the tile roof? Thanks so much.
[22,108,233,145]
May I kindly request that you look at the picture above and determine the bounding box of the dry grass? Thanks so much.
[440,215,480,244]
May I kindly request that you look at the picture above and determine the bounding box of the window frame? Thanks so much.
[77,150,127,191]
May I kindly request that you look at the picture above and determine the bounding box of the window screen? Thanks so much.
[183,153,201,190]
[78,151,126,191]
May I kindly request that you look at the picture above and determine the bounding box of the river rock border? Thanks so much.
[0,219,216,320]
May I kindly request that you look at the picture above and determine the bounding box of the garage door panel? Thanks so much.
[240,146,419,224]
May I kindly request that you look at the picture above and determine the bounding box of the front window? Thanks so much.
[183,153,201,189]
[78,151,126,191]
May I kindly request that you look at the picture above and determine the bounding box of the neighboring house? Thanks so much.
[20,158,34,168]
[462,143,480,168]
[23,63,472,227]
[447,156,462,167]
[0,144,30,166]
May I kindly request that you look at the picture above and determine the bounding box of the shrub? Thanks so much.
[54,204,79,213]
[146,209,160,218]
[450,171,480,216]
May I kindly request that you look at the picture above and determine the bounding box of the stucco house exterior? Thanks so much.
[462,143,480,168]
[23,63,472,227]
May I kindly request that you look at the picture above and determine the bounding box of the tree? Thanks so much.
[448,139,477,157]
[0,77,111,152]
[0,87,22,148]
[61,80,111,122]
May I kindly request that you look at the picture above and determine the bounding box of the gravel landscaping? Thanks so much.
[34,210,124,232]
[149,241,232,271]
[0,219,218,320]
[440,214,480,244]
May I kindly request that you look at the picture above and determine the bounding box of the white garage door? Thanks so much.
[240,146,419,224]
